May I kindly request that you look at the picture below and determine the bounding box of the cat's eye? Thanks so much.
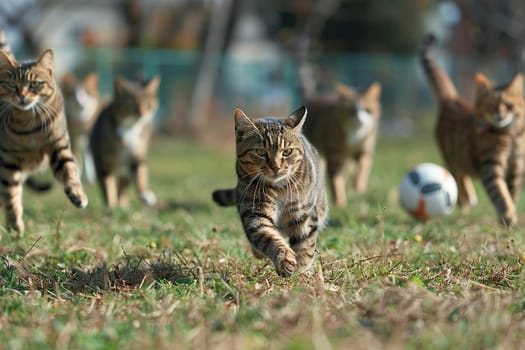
[255,148,267,157]
[505,103,513,110]
[282,148,293,157]
[29,81,43,89]
[5,81,16,89]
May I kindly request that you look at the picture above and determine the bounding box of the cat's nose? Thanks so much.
[269,164,280,174]
[17,96,28,105]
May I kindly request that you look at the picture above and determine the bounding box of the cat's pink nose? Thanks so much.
[269,164,280,173]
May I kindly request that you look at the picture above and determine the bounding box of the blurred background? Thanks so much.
[1,0,524,143]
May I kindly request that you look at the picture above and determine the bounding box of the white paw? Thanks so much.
[141,191,157,207]
[79,197,89,209]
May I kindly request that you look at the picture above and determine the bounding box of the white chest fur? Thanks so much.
[117,113,152,152]
[75,87,98,122]
[347,105,375,145]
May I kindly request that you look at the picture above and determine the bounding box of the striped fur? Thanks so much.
[0,49,88,233]
[212,106,328,277]
[420,34,525,227]
[297,41,382,206]
[89,76,160,208]
[419,34,458,101]
[61,72,100,182]
[0,27,54,193]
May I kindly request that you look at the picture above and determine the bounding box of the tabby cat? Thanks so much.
[212,106,328,277]
[89,76,160,208]
[0,49,88,233]
[0,28,53,192]
[298,40,382,207]
[420,34,525,227]
[61,72,100,182]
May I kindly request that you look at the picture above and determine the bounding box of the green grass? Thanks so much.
[1,127,524,350]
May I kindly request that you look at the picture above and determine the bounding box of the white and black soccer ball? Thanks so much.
[399,163,458,221]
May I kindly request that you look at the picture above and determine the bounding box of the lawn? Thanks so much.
[0,123,524,350]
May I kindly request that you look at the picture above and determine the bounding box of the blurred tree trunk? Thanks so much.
[187,0,233,134]
[121,0,143,47]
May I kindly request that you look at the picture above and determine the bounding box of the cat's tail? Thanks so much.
[25,177,53,192]
[419,34,458,101]
[212,188,236,207]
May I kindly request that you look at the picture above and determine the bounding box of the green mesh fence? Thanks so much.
[52,47,518,135]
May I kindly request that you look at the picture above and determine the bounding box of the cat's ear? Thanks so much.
[364,82,382,100]
[60,71,75,87]
[83,73,99,94]
[114,77,129,94]
[506,73,523,96]
[233,108,254,129]
[475,72,492,91]
[37,49,55,76]
[144,75,161,94]
[335,83,357,99]
[286,105,307,131]
[0,49,16,68]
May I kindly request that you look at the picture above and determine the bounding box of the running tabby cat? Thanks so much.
[0,27,53,192]
[0,49,88,233]
[212,106,328,277]
[89,76,160,208]
[61,72,100,182]
[297,39,382,207]
[420,34,525,227]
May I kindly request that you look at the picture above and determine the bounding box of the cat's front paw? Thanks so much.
[250,246,265,259]
[140,190,157,207]
[500,212,517,228]
[65,185,88,208]
[274,248,297,278]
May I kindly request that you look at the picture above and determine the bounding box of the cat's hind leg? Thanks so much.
[117,176,131,208]
[0,171,25,233]
[289,225,318,274]
[454,173,478,209]
[354,152,372,193]
[132,161,156,207]
[327,164,347,207]
[98,174,118,208]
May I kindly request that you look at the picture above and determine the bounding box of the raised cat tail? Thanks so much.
[212,188,236,207]
[420,34,458,101]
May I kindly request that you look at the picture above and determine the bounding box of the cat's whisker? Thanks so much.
[238,173,260,208]
[251,176,262,212]
[35,104,48,132]
[34,105,46,132]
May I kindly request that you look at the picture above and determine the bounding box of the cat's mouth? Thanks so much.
[262,171,288,184]
[488,113,515,128]
[13,99,38,111]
